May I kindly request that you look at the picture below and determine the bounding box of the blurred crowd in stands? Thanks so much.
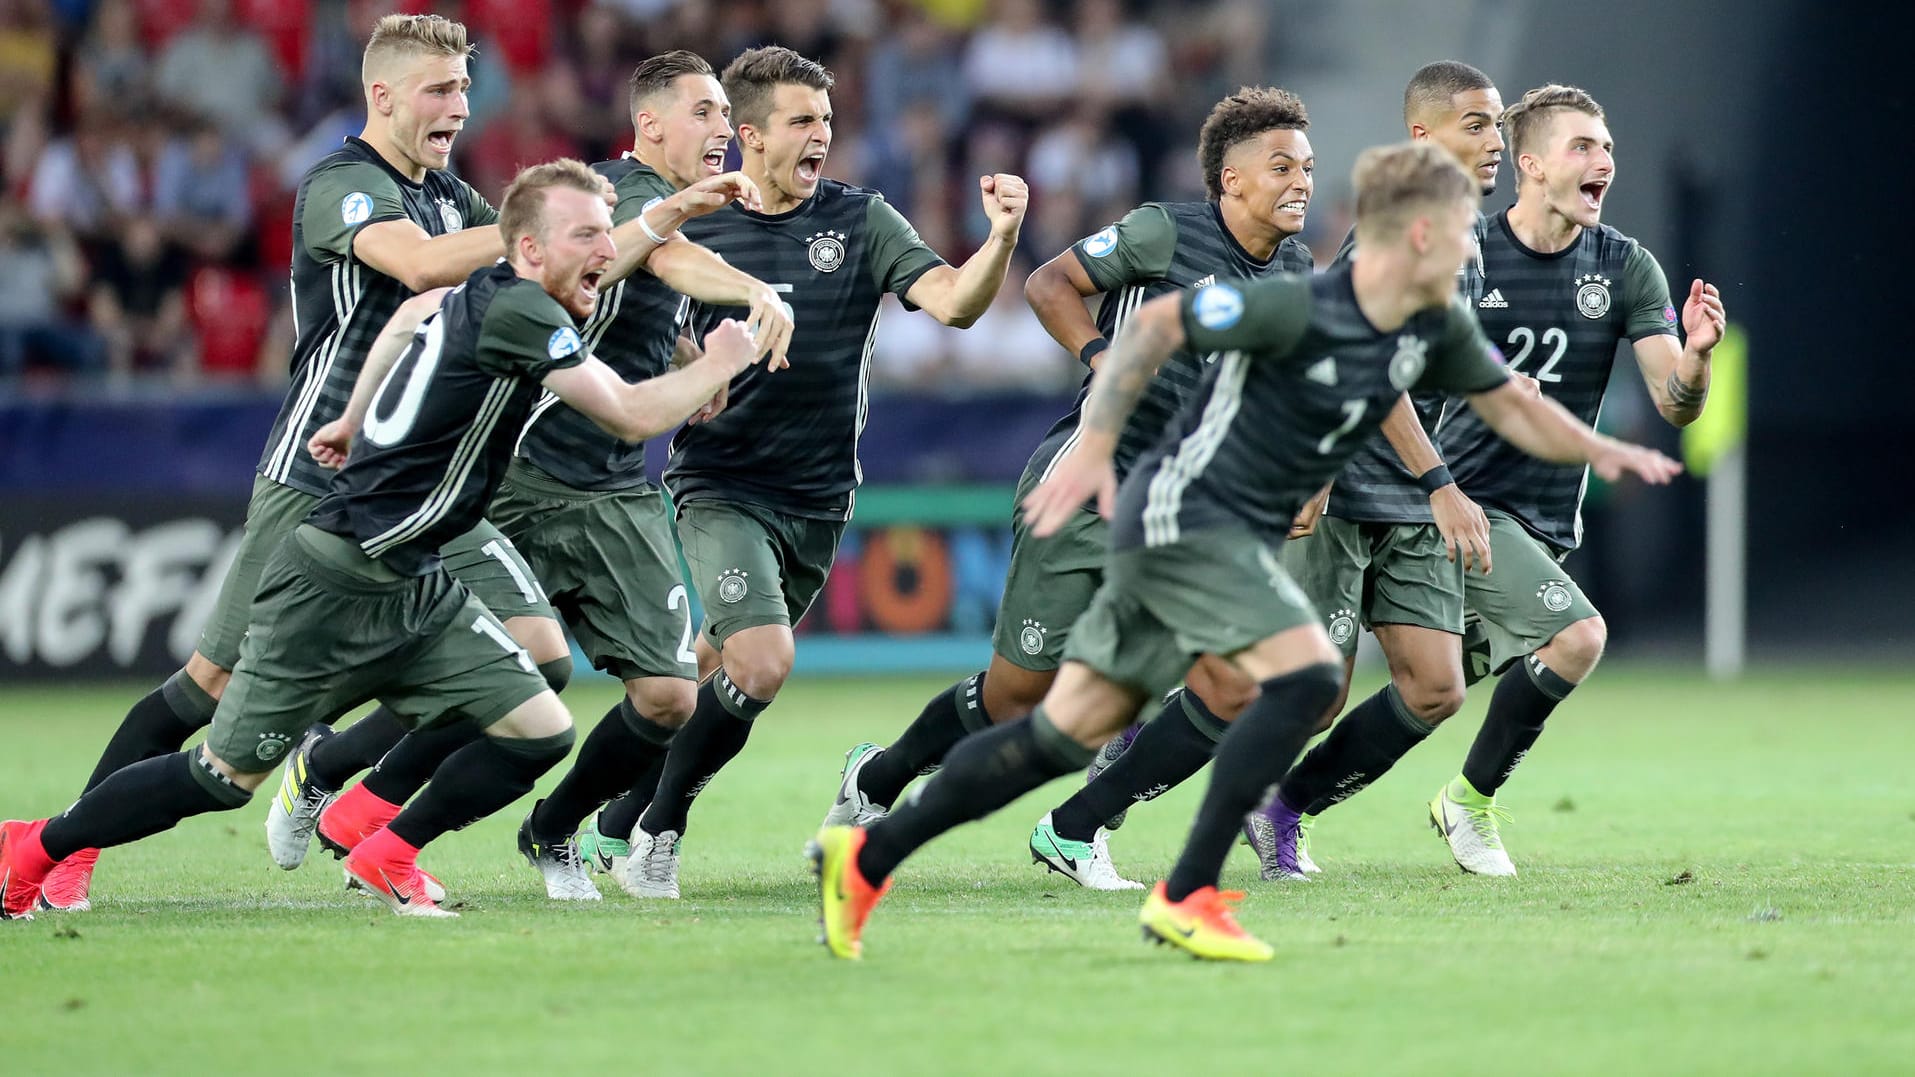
[0,0,1292,393]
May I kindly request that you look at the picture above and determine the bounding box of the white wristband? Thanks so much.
[638,210,673,245]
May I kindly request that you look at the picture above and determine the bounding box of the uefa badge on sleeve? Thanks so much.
[1081,227,1118,258]
[341,192,373,226]
[1192,283,1243,330]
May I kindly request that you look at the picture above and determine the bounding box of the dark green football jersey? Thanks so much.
[1325,217,1488,523]
[260,137,497,496]
[1436,210,1677,550]
[665,180,947,519]
[307,262,587,576]
[1028,202,1313,485]
[1111,267,1509,550]
[514,157,687,491]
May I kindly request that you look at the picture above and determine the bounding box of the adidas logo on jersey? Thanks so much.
[1192,274,1216,289]
[1478,288,1509,309]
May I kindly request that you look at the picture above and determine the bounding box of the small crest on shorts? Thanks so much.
[1019,618,1047,656]
[1537,580,1573,613]
[1389,334,1429,390]
[436,197,464,233]
[255,731,294,763]
[807,230,847,273]
[1575,274,1612,319]
[1328,608,1358,647]
[717,567,750,604]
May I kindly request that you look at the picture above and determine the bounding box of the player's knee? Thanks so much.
[489,691,575,741]
[538,657,573,695]
[488,723,577,767]
[1187,653,1258,719]
[183,653,232,701]
[1398,677,1465,725]
[197,745,271,794]
[1550,615,1607,672]
[1271,661,1345,722]
[724,632,794,699]
[982,662,1051,721]
[626,678,697,728]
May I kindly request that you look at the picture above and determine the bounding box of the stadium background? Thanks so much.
[0,0,1899,680]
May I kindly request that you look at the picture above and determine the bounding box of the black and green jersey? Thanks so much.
[260,137,497,497]
[1029,202,1313,484]
[1325,217,1488,523]
[1436,209,1677,550]
[307,262,587,576]
[665,180,946,519]
[1112,267,1509,550]
[514,157,687,491]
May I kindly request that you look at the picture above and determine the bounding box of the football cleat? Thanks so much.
[807,826,891,960]
[1029,813,1143,891]
[517,803,601,901]
[343,843,458,919]
[1,819,53,921]
[1429,778,1517,876]
[1242,796,1311,882]
[576,813,630,875]
[616,825,681,899]
[821,742,890,829]
[38,846,99,912]
[1138,881,1272,962]
[1084,722,1143,830]
[265,725,338,870]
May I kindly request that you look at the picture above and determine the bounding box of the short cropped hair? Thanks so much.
[500,159,604,246]
[721,46,834,131]
[629,50,717,115]
[1403,61,1496,125]
[1196,87,1310,201]
[1502,83,1605,163]
[1351,141,1479,243]
[361,14,471,86]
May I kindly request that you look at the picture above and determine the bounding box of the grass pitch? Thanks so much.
[2,666,1911,1075]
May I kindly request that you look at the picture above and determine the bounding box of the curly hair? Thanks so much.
[1196,87,1310,201]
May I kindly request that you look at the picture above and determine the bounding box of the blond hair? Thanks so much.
[1351,141,1479,244]
[1502,84,1604,164]
[362,14,472,86]
[500,159,604,245]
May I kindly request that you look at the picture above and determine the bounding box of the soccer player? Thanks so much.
[1233,60,1510,880]
[809,140,1683,961]
[584,46,1028,899]
[2,160,763,920]
[259,51,798,902]
[1267,84,1724,876]
[817,86,1319,891]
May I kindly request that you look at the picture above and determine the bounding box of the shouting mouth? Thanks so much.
[795,152,825,185]
[1579,177,1609,213]
[426,128,458,156]
[1277,199,1308,216]
[702,146,726,175]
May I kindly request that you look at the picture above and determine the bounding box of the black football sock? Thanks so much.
[82,671,219,792]
[598,752,665,838]
[360,718,486,805]
[1285,683,1435,816]
[1049,688,1223,842]
[306,706,410,790]
[386,729,575,849]
[1164,664,1342,902]
[639,670,766,836]
[1460,653,1575,795]
[855,671,990,808]
[530,699,675,844]
[857,709,1095,883]
[43,750,251,860]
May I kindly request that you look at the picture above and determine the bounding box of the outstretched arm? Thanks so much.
[643,239,792,370]
[603,172,765,286]
[1021,292,1183,535]
[1463,379,1683,485]
[541,320,761,443]
[904,174,1028,328]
